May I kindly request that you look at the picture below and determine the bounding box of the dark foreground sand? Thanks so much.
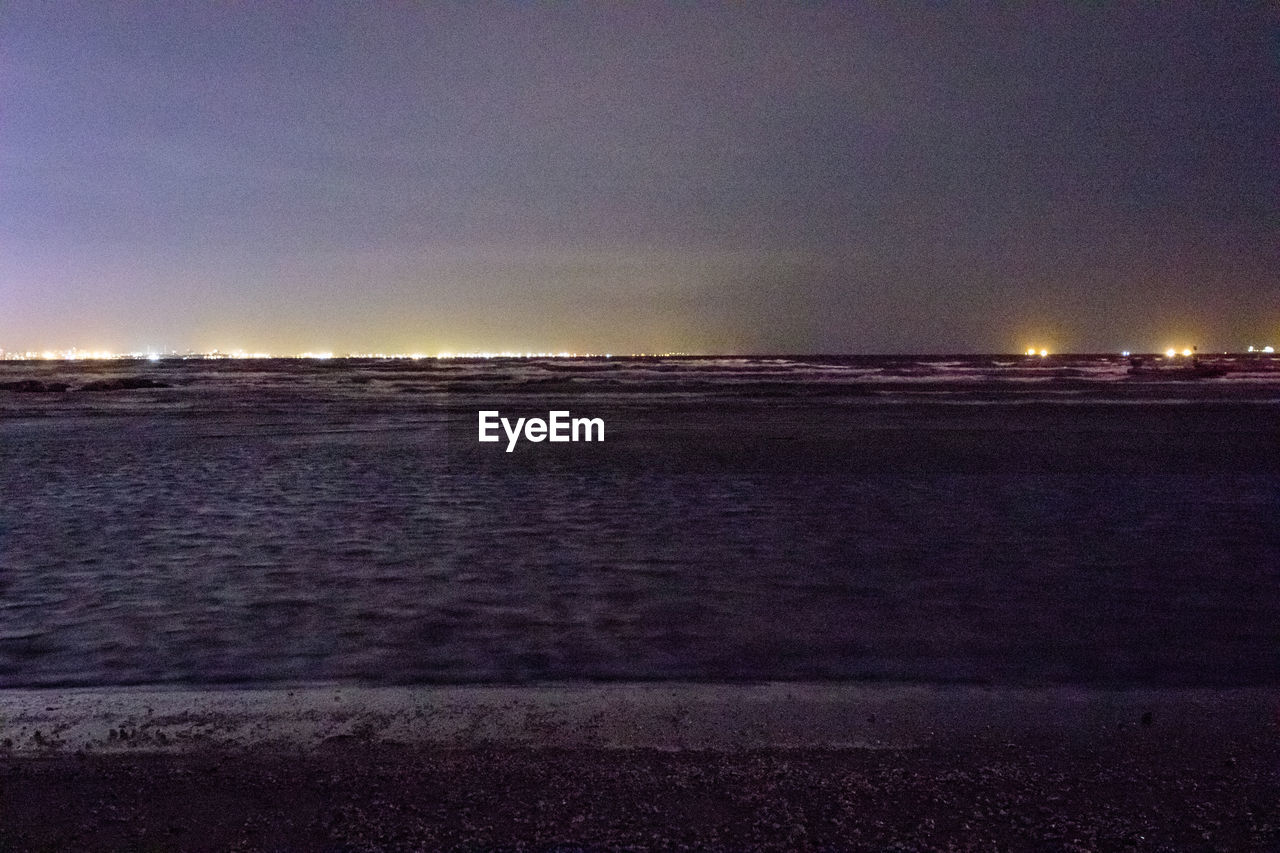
[0,684,1276,851]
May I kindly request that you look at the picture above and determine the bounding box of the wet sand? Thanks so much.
[1,684,1276,850]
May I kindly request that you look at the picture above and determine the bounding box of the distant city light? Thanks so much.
[0,348,702,362]
[2,351,621,360]
[1165,348,1177,358]
[1265,346,1276,354]
[1181,348,1193,357]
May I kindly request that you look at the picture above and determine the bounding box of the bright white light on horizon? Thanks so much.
[1121,351,1130,357]
[1039,349,1048,357]
[1165,348,1177,358]
[0,347,664,361]
[1181,348,1193,357]
[1265,346,1276,354]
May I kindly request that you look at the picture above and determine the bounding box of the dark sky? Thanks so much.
[3,3,1277,354]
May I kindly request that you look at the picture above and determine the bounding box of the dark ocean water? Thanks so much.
[0,354,1277,688]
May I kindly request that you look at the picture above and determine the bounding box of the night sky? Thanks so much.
[3,3,1277,354]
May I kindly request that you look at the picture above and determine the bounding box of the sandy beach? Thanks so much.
[1,683,1276,850]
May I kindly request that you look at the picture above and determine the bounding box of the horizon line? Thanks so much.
[3,349,1278,362]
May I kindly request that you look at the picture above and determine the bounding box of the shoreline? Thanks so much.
[2,683,1276,850]
[2,681,1276,754]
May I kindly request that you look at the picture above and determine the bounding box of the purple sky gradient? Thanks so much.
[2,3,1277,353]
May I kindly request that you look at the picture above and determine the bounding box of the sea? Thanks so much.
[0,354,1277,688]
